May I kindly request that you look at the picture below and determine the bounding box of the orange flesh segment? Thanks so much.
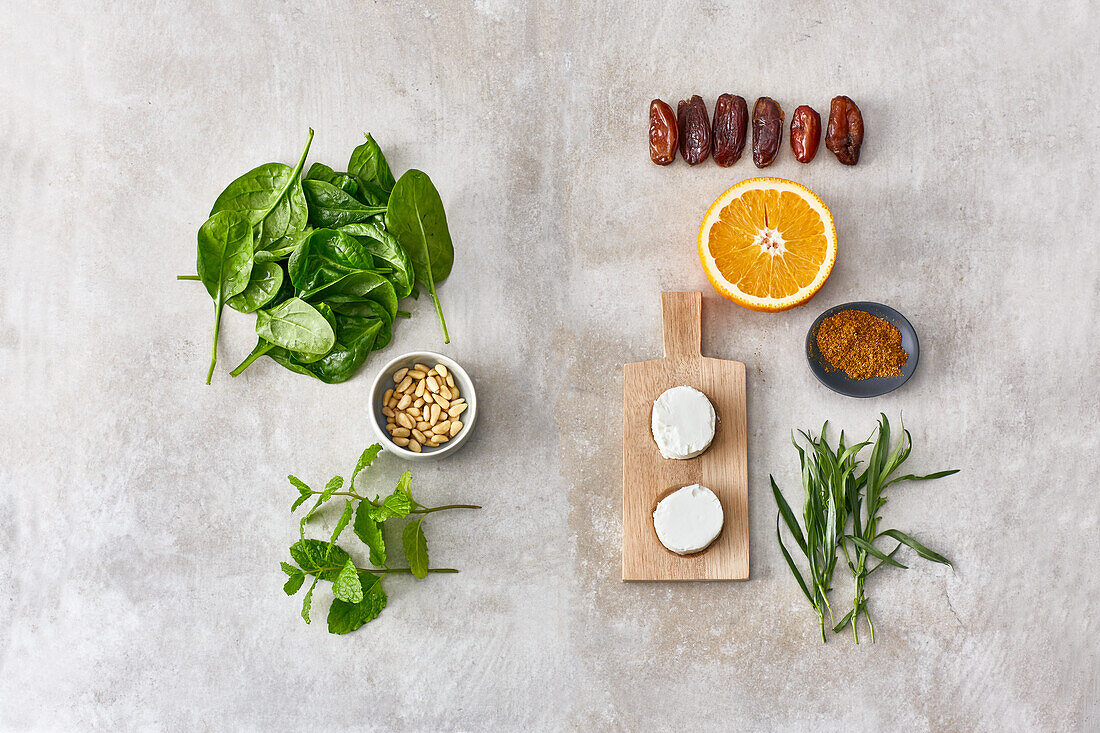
[708,188,828,299]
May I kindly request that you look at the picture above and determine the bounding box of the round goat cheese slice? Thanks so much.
[652,484,724,555]
[651,385,716,459]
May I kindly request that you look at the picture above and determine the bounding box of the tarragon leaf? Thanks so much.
[332,558,364,603]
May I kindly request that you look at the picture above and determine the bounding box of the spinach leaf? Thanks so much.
[385,170,454,342]
[327,297,393,350]
[348,133,396,201]
[196,210,254,383]
[210,130,314,249]
[255,227,312,262]
[327,573,387,635]
[338,221,414,299]
[306,163,361,198]
[269,314,382,384]
[306,270,397,322]
[302,179,386,228]
[288,229,378,298]
[227,260,282,313]
[256,297,335,356]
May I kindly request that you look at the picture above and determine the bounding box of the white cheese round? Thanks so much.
[652,484,724,555]
[651,385,716,459]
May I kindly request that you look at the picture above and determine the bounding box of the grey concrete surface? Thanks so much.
[1,1,1097,730]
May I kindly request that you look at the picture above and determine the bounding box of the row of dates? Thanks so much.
[649,95,864,168]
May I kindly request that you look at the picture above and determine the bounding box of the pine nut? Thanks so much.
[392,427,411,438]
[386,422,396,432]
[426,375,440,392]
[449,420,463,437]
[382,406,394,418]
[413,397,425,408]
[393,368,408,383]
[451,397,465,406]
[433,433,449,444]
[412,428,427,443]
[434,364,448,378]
[408,439,421,453]
[415,379,426,397]
[396,376,413,393]
[396,394,412,410]
[422,392,434,405]
[408,369,427,379]
[432,420,450,435]
[438,385,452,400]
[414,363,429,372]
[383,388,394,404]
[407,406,421,418]
[396,412,414,429]
[393,437,410,447]
[416,421,432,432]
[434,395,450,410]
[446,373,455,388]
[448,403,468,418]
[430,404,442,424]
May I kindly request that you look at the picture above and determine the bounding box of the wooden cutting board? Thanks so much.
[622,292,749,581]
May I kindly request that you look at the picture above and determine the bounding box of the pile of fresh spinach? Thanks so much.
[282,444,479,634]
[182,129,455,384]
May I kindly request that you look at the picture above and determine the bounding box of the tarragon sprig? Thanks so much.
[280,444,479,634]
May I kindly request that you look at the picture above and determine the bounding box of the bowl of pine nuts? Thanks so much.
[369,351,476,460]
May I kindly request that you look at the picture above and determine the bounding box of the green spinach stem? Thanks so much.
[206,300,223,385]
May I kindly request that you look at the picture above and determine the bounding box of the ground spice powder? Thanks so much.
[815,309,909,380]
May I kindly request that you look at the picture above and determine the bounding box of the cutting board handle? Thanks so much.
[661,291,702,360]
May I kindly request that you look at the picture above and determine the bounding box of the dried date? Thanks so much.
[752,97,784,168]
[711,94,748,167]
[677,95,711,165]
[649,99,678,165]
[789,105,821,163]
[825,95,864,165]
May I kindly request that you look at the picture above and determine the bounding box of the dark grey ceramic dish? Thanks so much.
[806,301,919,398]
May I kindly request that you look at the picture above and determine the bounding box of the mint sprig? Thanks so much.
[281,445,478,634]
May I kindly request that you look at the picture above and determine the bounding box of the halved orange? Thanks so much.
[699,178,836,311]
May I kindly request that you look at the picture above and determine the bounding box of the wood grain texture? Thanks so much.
[622,292,748,581]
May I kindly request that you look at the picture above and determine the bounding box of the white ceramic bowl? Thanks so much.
[368,351,477,461]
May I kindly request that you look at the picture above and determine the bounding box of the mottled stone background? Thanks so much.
[1,1,1096,730]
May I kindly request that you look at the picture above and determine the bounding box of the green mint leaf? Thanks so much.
[327,574,387,634]
[332,558,364,603]
[290,538,352,581]
[353,501,387,566]
[402,518,429,579]
[280,562,299,576]
[283,572,305,596]
[383,489,412,518]
[329,500,355,548]
[352,444,383,486]
[300,497,323,538]
[320,476,344,503]
[395,470,413,504]
[301,577,319,623]
[288,475,312,495]
[290,493,311,512]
